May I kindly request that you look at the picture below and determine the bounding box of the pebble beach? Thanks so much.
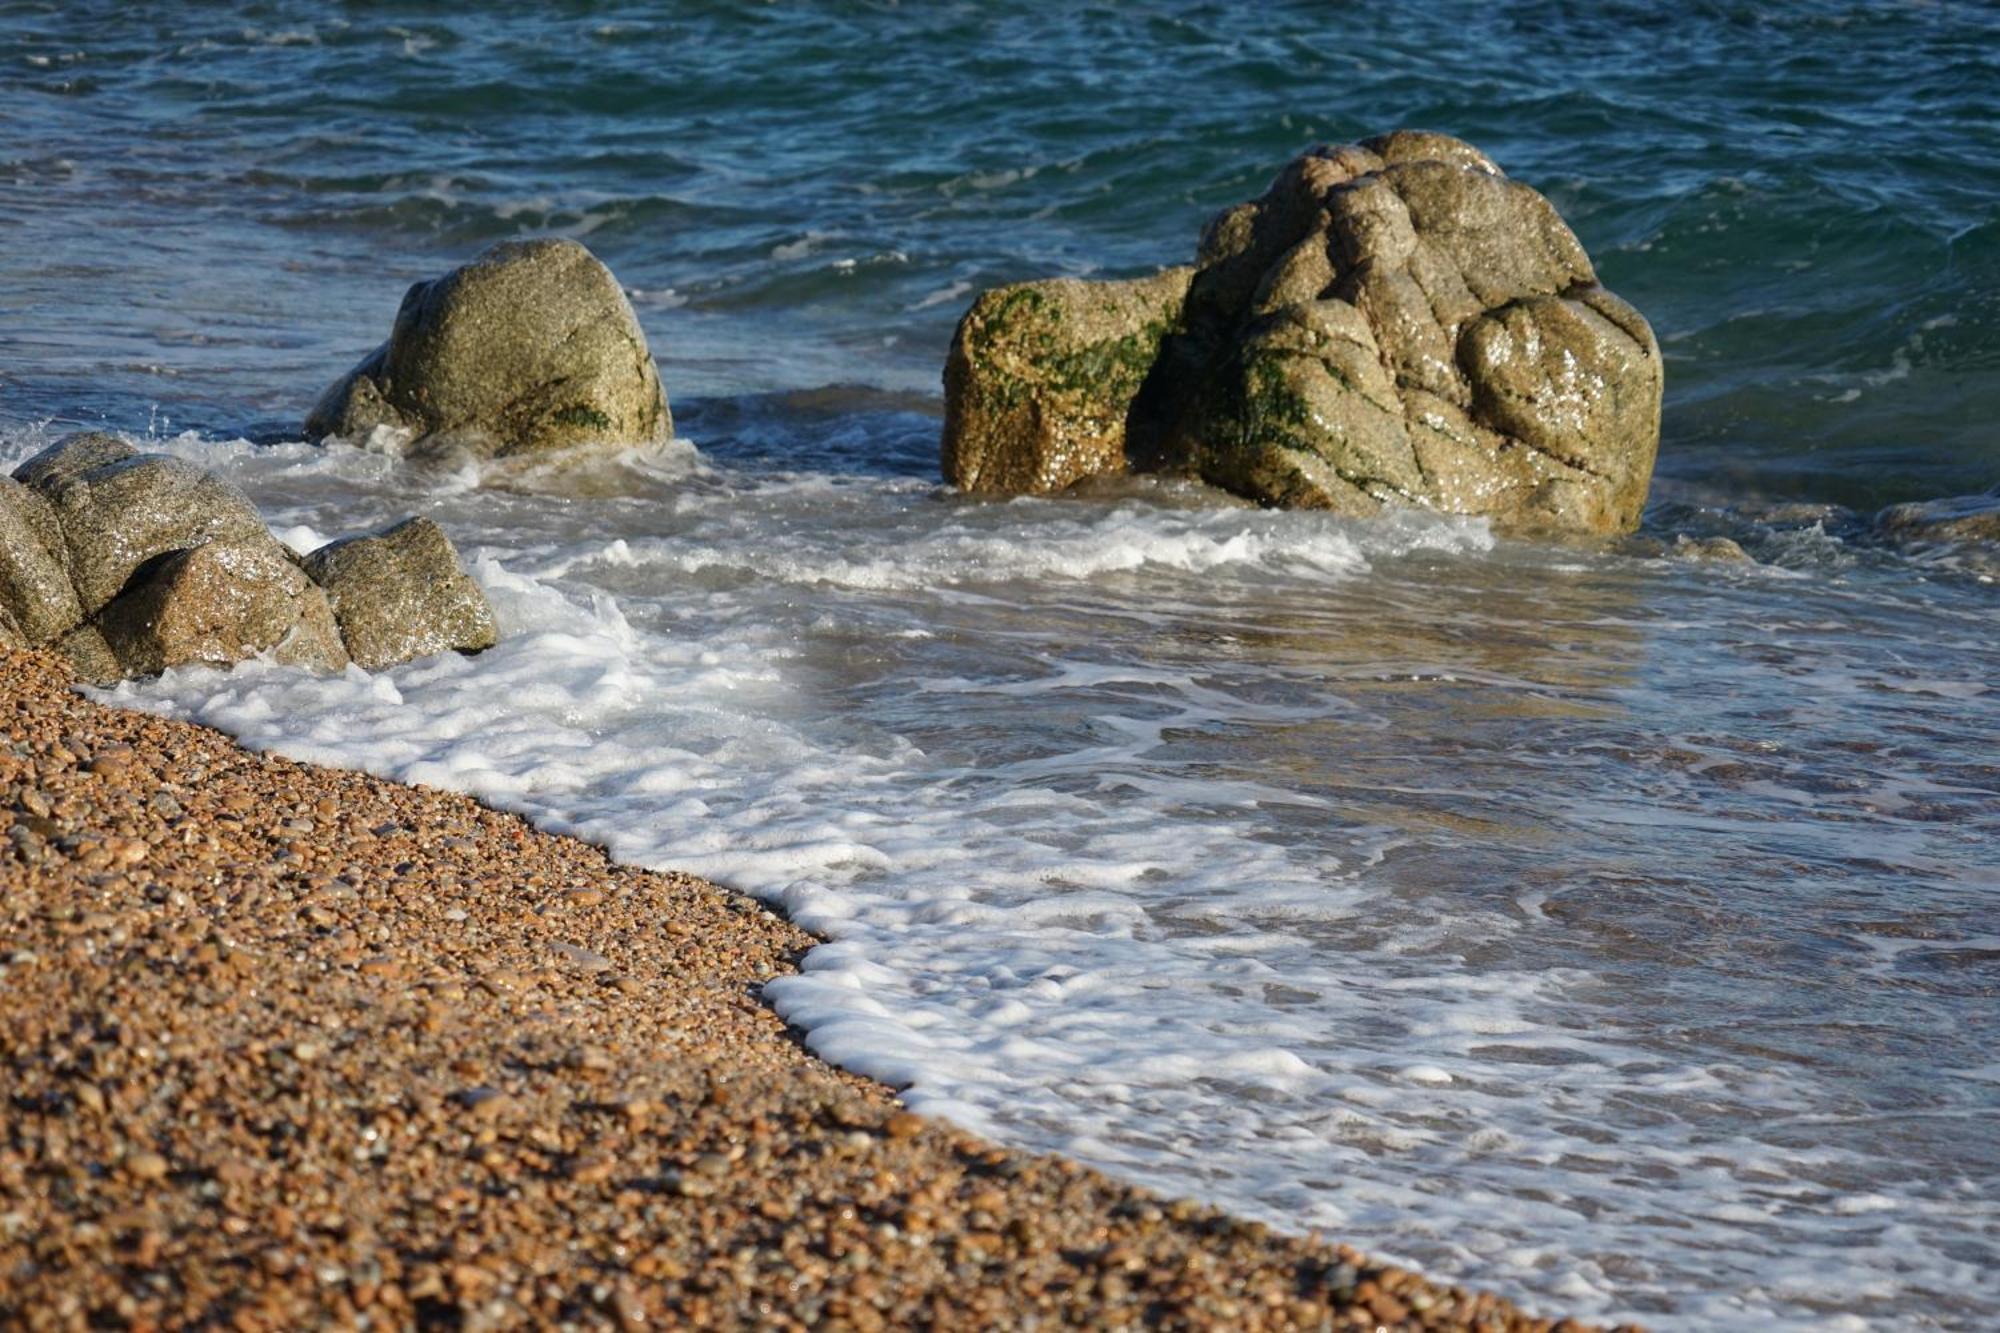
[0,643,1610,1331]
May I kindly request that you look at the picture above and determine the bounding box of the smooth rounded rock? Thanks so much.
[306,238,673,462]
[10,431,138,495]
[36,452,271,617]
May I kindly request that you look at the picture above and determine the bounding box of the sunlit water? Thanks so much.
[4,3,1997,1326]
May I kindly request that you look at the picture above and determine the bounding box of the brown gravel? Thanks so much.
[0,644,1627,1331]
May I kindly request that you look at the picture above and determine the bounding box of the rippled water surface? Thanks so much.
[3,4,1997,1327]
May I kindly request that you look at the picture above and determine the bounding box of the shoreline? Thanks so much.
[0,643,1617,1330]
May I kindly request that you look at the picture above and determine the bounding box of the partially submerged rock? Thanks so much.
[88,538,350,683]
[306,238,673,461]
[1672,534,1752,563]
[301,517,498,670]
[0,476,82,645]
[942,131,1663,536]
[942,269,1192,495]
[1875,491,2000,545]
[9,430,498,684]
[1618,533,1754,564]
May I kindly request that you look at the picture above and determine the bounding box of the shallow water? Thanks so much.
[4,3,1998,1327]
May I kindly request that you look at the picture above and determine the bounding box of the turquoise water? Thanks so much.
[4,4,1998,1327]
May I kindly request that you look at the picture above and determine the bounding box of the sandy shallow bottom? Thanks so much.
[0,645,1615,1331]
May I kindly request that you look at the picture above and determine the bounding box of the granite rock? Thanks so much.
[940,132,1663,536]
[0,475,82,645]
[306,238,673,462]
[301,516,497,669]
[92,537,350,681]
[942,268,1192,495]
[33,451,272,617]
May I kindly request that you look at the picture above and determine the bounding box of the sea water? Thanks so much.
[3,3,1996,1327]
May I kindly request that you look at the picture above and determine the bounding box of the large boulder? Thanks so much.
[306,238,673,461]
[20,444,270,617]
[87,538,350,682]
[942,269,1192,495]
[0,476,82,645]
[301,517,497,670]
[941,132,1663,536]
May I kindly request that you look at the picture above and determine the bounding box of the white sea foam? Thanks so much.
[15,426,1996,1330]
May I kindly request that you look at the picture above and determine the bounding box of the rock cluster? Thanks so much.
[942,131,1664,536]
[307,237,673,462]
[4,433,497,685]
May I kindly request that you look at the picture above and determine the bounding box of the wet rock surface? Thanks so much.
[943,132,1662,535]
[18,445,270,618]
[7,432,496,685]
[93,538,350,682]
[302,517,498,671]
[0,475,81,645]
[306,238,674,462]
[0,644,1622,1332]
[10,431,137,494]
[1875,490,2000,545]
[943,268,1192,495]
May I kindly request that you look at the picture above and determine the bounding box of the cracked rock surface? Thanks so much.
[943,132,1662,536]
[307,238,674,463]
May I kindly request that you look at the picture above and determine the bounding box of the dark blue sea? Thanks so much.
[4,4,1996,1326]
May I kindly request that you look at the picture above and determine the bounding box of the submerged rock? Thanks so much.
[306,238,673,461]
[301,517,497,670]
[1875,491,2000,545]
[0,476,82,646]
[942,131,1663,536]
[25,448,270,617]
[90,538,350,682]
[942,269,1192,495]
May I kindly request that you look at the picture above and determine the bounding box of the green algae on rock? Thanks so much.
[942,268,1192,495]
[306,238,673,462]
[941,132,1663,536]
